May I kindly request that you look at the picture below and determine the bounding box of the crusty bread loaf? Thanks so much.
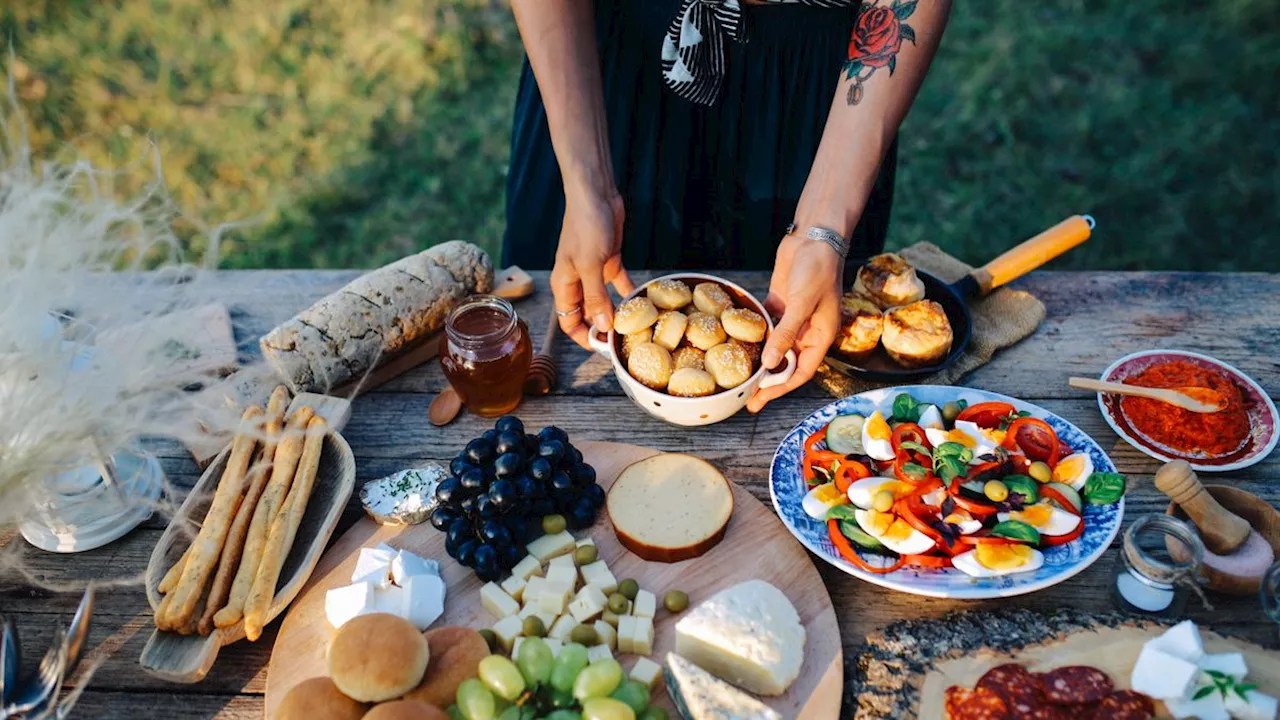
[328,613,430,702]
[362,701,449,720]
[274,677,366,720]
[402,627,490,709]
[260,241,493,392]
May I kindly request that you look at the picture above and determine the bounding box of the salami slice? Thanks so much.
[1090,690,1154,720]
[1040,666,1114,705]
[978,664,1044,715]
[1013,702,1075,720]
[945,685,1011,720]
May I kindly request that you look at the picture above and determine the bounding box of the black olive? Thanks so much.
[537,439,566,466]
[460,468,486,492]
[493,452,524,479]
[495,416,525,436]
[447,517,473,547]
[465,437,496,465]
[494,430,524,457]
[435,476,463,506]
[456,539,479,568]
[537,426,569,444]
[489,478,517,510]
[584,483,606,509]
[572,462,596,486]
[429,506,459,531]
[481,520,512,546]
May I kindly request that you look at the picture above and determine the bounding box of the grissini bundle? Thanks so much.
[157,545,191,595]
[244,415,328,641]
[213,404,314,629]
[197,386,290,635]
[156,406,262,630]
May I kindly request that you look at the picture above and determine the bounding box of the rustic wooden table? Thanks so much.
[2,270,1277,719]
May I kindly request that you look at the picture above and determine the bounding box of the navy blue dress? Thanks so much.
[502,0,896,272]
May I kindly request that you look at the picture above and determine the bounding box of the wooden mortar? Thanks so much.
[1166,485,1280,595]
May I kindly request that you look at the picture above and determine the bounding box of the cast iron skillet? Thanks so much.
[826,214,1095,382]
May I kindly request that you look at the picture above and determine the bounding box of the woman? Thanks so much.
[503,0,951,410]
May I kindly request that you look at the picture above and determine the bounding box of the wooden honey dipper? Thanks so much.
[1155,460,1252,554]
[523,310,559,396]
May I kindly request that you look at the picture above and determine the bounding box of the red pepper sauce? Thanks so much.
[1120,360,1250,457]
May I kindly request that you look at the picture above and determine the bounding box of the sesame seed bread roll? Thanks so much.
[685,312,727,351]
[667,368,718,397]
[704,342,753,389]
[646,279,693,310]
[692,282,734,316]
[671,346,705,371]
[626,342,673,390]
[621,328,652,364]
[613,296,659,335]
[651,310,688,351]
[721,307,767,343]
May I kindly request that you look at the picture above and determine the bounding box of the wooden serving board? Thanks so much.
[139,393,356,683]
[264,441,842,719]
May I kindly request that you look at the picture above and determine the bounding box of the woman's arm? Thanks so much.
[750,0,951,412]
[511,0,633,347]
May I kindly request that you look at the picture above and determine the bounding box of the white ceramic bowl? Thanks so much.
[588,273,796,426]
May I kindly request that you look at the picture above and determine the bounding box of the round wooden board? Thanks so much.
[264,441,842,719]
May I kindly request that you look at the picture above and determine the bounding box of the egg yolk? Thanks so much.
[1054,455,1087,483]
[812,483,846,506]
[865,412,891,440]
[875,480,915,499]
[1009,505,1054,527]
[942,429,977,448]
[885,519,917,542]
[975,543,1035,570]
[942,511,973,526]
[983,428,1007,444]
[862,510,895,536]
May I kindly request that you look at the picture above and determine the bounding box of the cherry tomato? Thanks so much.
[955,401,1017,429]
[1002,417,1062,467]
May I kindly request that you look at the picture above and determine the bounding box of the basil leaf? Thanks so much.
[990,520,1041,545]
[934,441,968,458]
[826,504,859,522]
[902,462,930,479]
[1003,475,1040,504]
[891,393,923,423]
[935,457,967,483]
[899,441,932,458]
[1193,685,1216,700]
[1084,472,1127,505]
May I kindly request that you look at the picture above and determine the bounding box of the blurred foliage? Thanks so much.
[3,0,1277,271]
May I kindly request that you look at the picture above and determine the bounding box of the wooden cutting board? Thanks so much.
[264,441,843,719]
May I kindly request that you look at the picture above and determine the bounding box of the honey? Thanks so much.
[441,295,532,417]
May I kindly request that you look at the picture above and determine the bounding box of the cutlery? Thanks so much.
[0,616,17,708]
[1068,377,1227,413]
[3,627,66,718]
[62,587,94,678]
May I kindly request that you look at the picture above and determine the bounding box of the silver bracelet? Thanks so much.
[786,223,850,259]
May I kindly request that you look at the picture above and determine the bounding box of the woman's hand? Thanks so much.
[747,234,843,412]
[550,188,634,349]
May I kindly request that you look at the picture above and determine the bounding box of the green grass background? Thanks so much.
[3,0,1277,271]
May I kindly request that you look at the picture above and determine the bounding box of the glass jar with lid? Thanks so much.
[1112,514,1205,617]
[440,295,532,417]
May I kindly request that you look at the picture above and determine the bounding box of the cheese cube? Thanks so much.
[545,564,577,587]
[500,574,528,603]
[1130,645,1200,700]
[549,614,578,642]
[1148,620,1205,663]
[536,583,574,615]
[568,585,609,623]
[391,549,439,585]
[593,620,617,650]
[351,546,395,588]
[481,582,521,619]
[1199,652,1248,679]
[526,531,576,562]
[523,576,548,605]
[602,604,630,628]
[373,585,405,615]
[632,617,654,655]
[325,582,376,628]
[1165,694,1230,720]
[576,537,596,548]
[517,603,558,629]
[549,554,576,572]
[579,561,618,594]
[617,616,637,654]
[512,554,544,581]
[630,657,662,690]
[632,589,656,619]
[400,573,446,630]
[587,645,613,663]
[1225,690,1278,720]
[492,615,523,653]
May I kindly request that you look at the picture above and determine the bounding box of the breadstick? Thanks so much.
[158,545,191,595]
[244,415,327,641]
[214,404,314,628]
[156,406,262,630]
[155,585,178,630]
[198,387,290,635]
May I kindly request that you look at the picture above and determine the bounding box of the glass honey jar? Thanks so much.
[441,295,532,417]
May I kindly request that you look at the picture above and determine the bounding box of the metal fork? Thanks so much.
[0,616,18,708]
[1,627,67,719]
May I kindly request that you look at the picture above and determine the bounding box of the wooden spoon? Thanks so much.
[1068,377,1228,413]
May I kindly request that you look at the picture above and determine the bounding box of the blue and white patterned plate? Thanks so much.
[769,386,1123,600]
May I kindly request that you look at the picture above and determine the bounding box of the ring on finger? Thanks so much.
[555,304,583,318]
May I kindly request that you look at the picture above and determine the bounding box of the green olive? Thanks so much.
[941,401,963,424]
[569,624,599,646]
[663,590,689,613]
[872,490,895,513]
[478,628,500,653]
[1028,461,1053,484]
[542,514,568,535]
[618,579,639,600]
[984,480,1009,503]
[607,593,630,615]
[575,545,599,566]
[523,615,547,638]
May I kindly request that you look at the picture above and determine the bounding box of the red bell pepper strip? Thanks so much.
[895,498,943,544]
[1002,417,1062,468]
[1040,484,1082,515]
[945,478,999,518]
[828,520,905,574]
[834,460,872,493]
[956,401,1017,429]
[894,453,931,484]
[891,423,930,454]
[1041,521,1085,546]
[901,553,953,569]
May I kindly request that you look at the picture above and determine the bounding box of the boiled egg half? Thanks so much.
[861,411,896,461]
[924,420,1004,461]
[802,482,849,520]
[846,476,917,509]
[952,544,1044,578]
[997,503,1081,537]
[939,508,984,536]
[1052,452,1094,490]
[916,404,944,431]
[854,509,937,555]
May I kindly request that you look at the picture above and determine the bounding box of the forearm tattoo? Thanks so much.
[843,0,918,105]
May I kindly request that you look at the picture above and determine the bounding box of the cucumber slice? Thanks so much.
[825,414,866,455]
[1045,482,1082,513]
[838,520,886,551]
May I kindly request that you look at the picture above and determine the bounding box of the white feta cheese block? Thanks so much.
[1165,693,1230,720]
[630,657,663,690]
[1148,619,1205,663]
[665,653,782,720]
[500,574,528,603]
[548,614,578,642]
[537,584,573,615]
[548,554,576,572]
[545,564,577,587]
[325,582,376,628]
[632,617,654,656]
[373,584,405,616]
[617,616,637,654]
[1225,690,1279,720]
[587,645,614,663]
[526,530,576,562]
[375,542,398,554]
[401,573,446,630]
[568,585,609,623]
[512,554,543,582]
[579,561,618,594]
[594,620,617,650]
[633,590,656,619]
[492,615,523,653]
[1199,652,1248,679]
[576,537,596,548]
[391,549,439,585]
[351,546,395,588]
[481,582,521,619]
[1130,645,1201,700]
[674,579,805,696]
[359,464,447,526]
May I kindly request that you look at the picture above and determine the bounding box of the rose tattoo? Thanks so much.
[844,0,918,105]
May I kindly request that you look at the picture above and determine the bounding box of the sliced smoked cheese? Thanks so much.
[607,454,733,563]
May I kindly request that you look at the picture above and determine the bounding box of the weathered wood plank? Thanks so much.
[71,691,262,719]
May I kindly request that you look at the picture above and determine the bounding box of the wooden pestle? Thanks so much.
[1154,460,1252,554]
[524,311,559,396]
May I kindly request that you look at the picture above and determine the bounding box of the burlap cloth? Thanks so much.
[817,242,1046,397]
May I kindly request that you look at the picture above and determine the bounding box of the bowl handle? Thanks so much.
[758,350,797,390]
[587,324,612,356]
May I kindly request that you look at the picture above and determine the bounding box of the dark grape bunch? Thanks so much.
[430,417,604,582]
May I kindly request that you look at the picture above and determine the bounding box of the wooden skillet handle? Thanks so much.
[970,215,1094,295]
